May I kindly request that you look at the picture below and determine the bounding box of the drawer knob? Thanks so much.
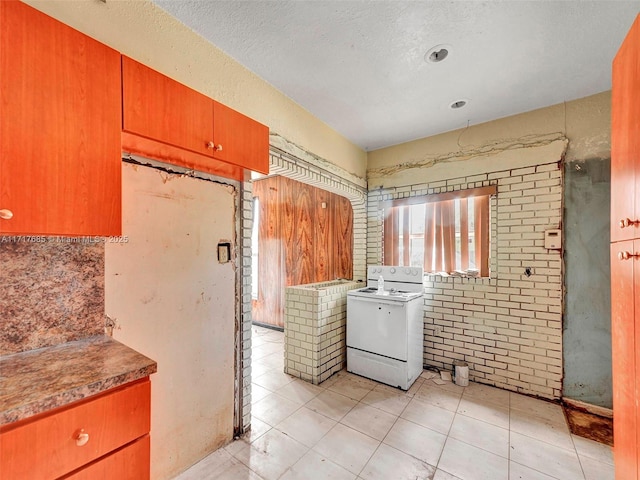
[75,429,89,447]
[618,251,639,261]
[0,209,13,220]
[206,141,223,152]
[619,218,638,228]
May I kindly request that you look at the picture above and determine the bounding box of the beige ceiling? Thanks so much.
[152,0,640,151]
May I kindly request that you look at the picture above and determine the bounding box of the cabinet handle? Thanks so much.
[206,141,223,152]
[619,218,638,228]
[618,251,639,261]
[0,209,13,220]
[75,429,89,447]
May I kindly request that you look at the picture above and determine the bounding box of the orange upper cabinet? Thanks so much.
[122,57,269,179]
[611,14,640,243]
[0,0,121,236]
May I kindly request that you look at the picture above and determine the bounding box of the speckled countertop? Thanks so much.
[0,335,157,426]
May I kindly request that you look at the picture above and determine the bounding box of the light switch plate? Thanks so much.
[217,242,231,263]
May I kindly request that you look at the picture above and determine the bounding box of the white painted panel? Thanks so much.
[105,163,236,480]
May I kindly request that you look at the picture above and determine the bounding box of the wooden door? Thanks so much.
[611,15,640,243]
[122,56,214,157]
[213,101,269,174]
[610,242,637,480]
[0,0,121,236]
[251,176,354,328]
[252,177,283,327]
[314,188,334,281]
[334,195,354,280]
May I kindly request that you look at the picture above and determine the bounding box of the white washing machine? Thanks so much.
[346,265,424,390]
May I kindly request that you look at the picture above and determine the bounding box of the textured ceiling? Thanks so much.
[152,0,640,151]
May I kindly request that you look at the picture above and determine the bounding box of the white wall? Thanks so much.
[105,163,236,479]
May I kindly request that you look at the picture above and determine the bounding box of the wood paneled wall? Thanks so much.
[252,176,353,328]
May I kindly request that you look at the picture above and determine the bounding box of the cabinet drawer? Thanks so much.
[64,435,150,480]
[0,379,150,480]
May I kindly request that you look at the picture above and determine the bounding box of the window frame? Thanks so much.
[380,185,497,277]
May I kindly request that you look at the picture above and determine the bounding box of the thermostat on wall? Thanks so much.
[544,229,562,250]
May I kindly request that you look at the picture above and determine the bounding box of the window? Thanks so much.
[382,186,496,276]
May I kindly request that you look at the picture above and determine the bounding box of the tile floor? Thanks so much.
[174,326,614,480]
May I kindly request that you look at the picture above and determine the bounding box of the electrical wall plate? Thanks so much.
[217,242,231,263]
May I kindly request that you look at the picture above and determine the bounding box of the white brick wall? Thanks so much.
[367,161,564,400]
[284,280,361,384]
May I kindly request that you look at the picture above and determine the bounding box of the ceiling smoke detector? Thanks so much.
[450,100,467,109]
[425,44,451,63]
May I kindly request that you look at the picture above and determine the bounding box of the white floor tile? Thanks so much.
[456,396,509,429]
[360,443,436,480]
[510,393,566,425]
[253,370,295,392]
[313,423,380,475]
[448,413,509,458]
[177,332,615,480]
[580,453,614,480]
[328,375,376,401]
[232,429,308,480]
[510,431,584,480]
[383,417,447,466]
[280,450,356,480]
[414,383,463,412]
[400,397,455,435]
[572,434,613,465]
[245,416,271,443]
[509,461,557,480]
[510,409,573,450]
[433,469,462,480]
[360,386,411,416]
[276,378,324,404]
[275,406,337,447]
[251,392,302,426]
[250,383,271,404]
[306,389,358,421]
[437,437,509,480]
[172,448,236,480]
[463,382,510,406]
[340,403,398,440]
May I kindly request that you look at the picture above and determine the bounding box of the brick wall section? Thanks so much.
[367,161,563,400]
[284,280,362,384]
[241,180,254,430]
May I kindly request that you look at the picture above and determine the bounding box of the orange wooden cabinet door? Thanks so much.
[65,436,150,480]
[213,100,270,174]
[610,241,637,480]
[611,14,640,243]
[0,0,121,236]
[636,239,640,476]
[0,379,150,480]
[122,56,214,157]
